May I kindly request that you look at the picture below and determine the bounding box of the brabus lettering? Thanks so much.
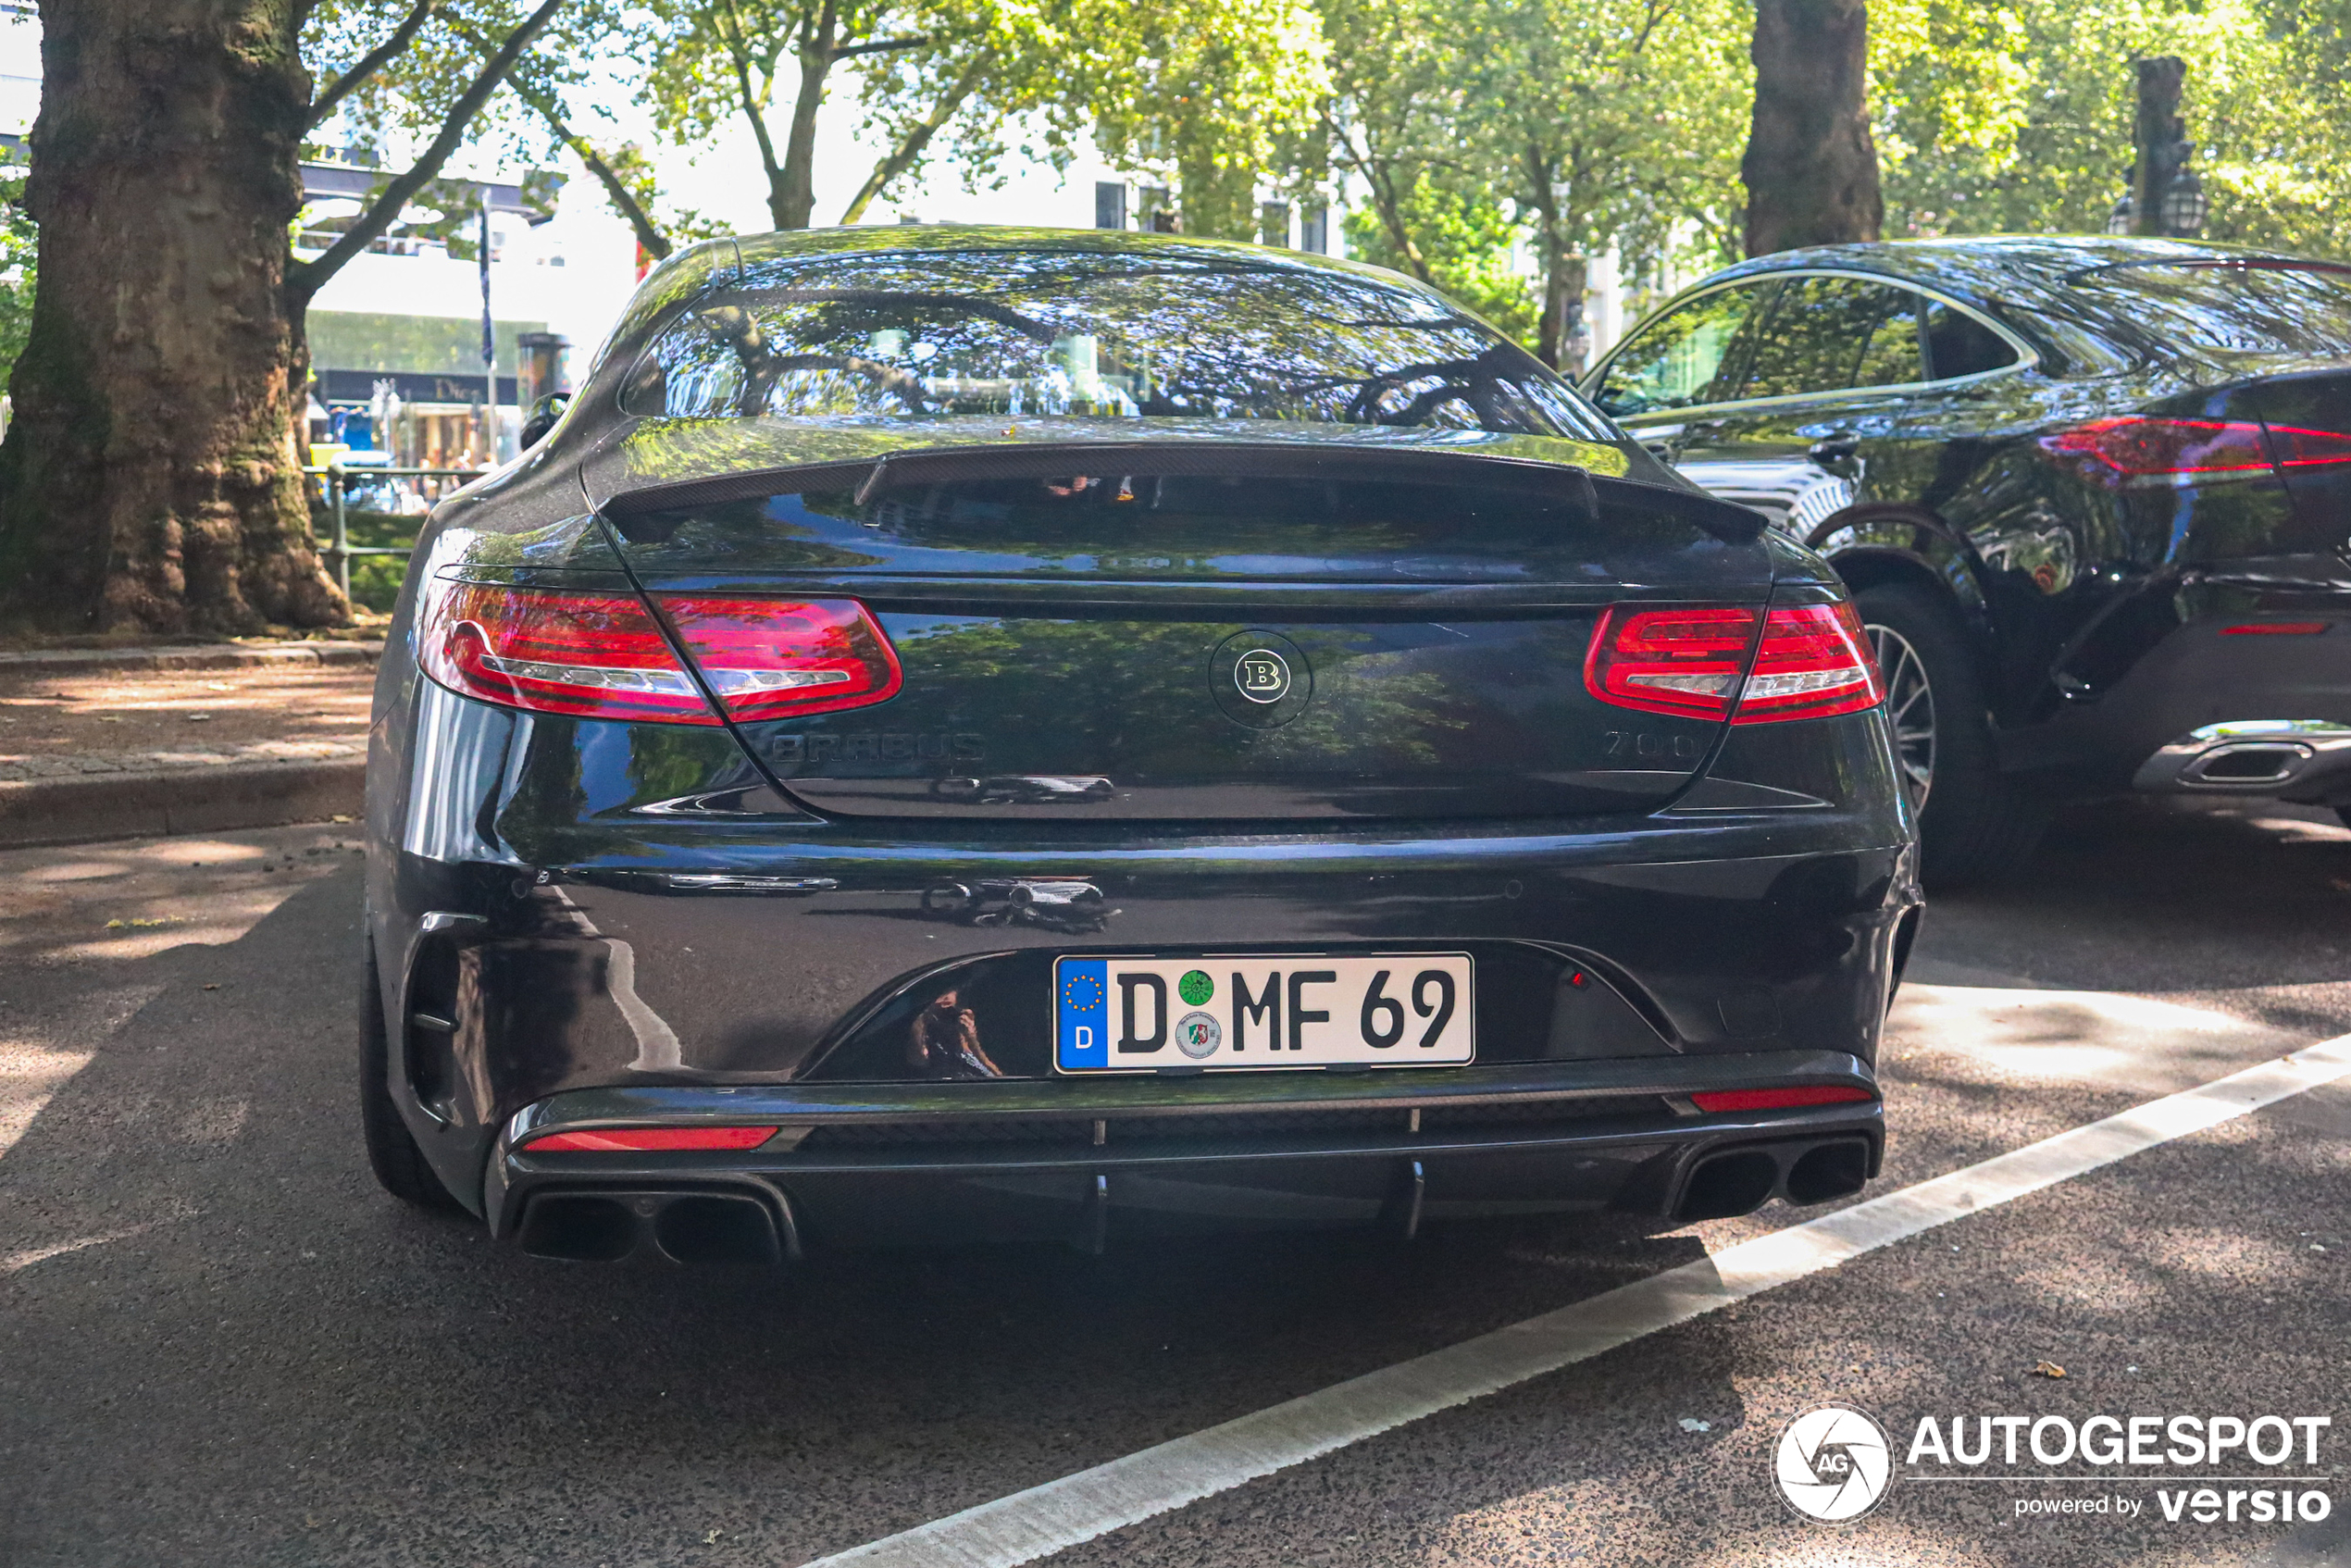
[769,732,976,770]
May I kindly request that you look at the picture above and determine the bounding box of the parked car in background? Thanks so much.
[361,228,1914,1264]
[1584,238,2351,884]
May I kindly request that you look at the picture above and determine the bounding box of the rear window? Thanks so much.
[2065,262,2351,355]
[619,246,1614,441]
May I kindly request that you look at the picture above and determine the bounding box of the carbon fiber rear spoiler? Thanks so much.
[592,441,1764,545]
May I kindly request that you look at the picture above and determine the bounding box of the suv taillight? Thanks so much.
[1585,602,1882,726]
[418,580,901,725]
[2040,416,2351,478]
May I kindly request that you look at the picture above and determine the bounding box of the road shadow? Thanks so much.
[1912,797,2351,1010]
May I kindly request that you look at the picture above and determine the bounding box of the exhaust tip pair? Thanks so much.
[516,1188,790,1265]
[1673,1137,1872,1222]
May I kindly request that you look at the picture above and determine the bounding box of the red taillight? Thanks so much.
[1689,1086,1877,1113]
[2265,424,2351,468]
[418,582,900,725]
[2220,621,2330,636]
[658,595,902,721]
[1585,601,1882,725]
[2039,416,2351,478]
[1582,605,1758,720]
[524,1126,779,1151]
[1737,602,1884,723]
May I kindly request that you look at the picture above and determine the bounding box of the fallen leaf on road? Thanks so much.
[2034,1361,2067,1379]
[202,984,219,991]
[105,916,186,929]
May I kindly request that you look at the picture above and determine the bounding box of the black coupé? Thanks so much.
[1584,237,2351,884]
[361,228,1914,1263]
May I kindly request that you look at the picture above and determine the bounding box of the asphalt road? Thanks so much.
[2,797,2347,1567]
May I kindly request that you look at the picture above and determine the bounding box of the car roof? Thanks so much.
[727,223,1408,282]
[1700,234,2311,298]
[1687,236,2341,371]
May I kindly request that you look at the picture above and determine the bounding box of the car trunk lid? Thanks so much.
[593,429,1773,821]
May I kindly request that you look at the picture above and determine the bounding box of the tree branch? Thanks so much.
[286,0,568,305]
[1321,107,1431,280]
[839,53,990,223]
[718,0,787,192]
[308,0,444,131]
[831,33,932,59]
[449,17,674,262]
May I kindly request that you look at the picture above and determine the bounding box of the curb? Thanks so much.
[0,758,366,850]
[0,641,384,678]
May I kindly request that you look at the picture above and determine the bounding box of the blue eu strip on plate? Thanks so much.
[1056,959,1112,1071]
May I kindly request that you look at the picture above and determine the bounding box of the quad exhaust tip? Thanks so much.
[1673,1137,1872,1222]
[516,1188,794,1266]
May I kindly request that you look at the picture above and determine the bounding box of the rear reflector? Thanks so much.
[1585,601,1882,725]
[2220,621,2329,636]
[524,1126,779,1152]
[1689,1086,1877,1113]
[419,581,900,725]
[2040,417,2351,479]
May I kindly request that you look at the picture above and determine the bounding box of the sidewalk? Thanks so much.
[0,645,382,848]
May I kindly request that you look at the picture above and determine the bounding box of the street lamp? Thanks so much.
[2160,156,2207,238]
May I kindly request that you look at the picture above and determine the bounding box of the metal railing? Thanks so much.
[303,464,484,598]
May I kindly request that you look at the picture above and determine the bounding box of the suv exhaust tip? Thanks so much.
[652,1193,784,1265]
[1672,1136,1875,1221]
[516,1194,641,1263]
[1675,1150,1781,1221]
[516,1188,794,1265]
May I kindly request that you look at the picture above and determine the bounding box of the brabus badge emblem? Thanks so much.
[1235,649,1291,704]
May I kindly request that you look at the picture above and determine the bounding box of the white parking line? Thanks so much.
[807,1032,2351,1568]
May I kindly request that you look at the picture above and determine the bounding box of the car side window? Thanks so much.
[1738,277,1924,399]
[1852,290,1927,388]
[1588,283,1775,416]
[1922,301,2020,380]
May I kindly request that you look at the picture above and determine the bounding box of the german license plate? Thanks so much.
[1053,954,1474,1073]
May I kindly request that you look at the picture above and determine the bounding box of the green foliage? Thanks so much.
[337,508,418,613]
[1318,0,1748,364]
[0,169,34,386]
[1342,185,1536,342]
[619,0,1325,237]
[1871,0,2351,257]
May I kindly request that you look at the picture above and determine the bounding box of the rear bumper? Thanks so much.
[2009,599,2351,794]
[367,678,1916,1222]
[2131,717,2351,799]
[485,1050,1885,1251]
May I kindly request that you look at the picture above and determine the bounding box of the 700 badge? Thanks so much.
[1054,954,1474,1073]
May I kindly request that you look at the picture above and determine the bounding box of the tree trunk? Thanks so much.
[0,0,342,635]
[1740,0,1882,257]
[771,13,837,230]
[1536,242,1587,372]
[2131,56,2187,239]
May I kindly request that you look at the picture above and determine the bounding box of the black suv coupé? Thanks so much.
[361,228,1915,1263]
[1585,237,2351,884]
